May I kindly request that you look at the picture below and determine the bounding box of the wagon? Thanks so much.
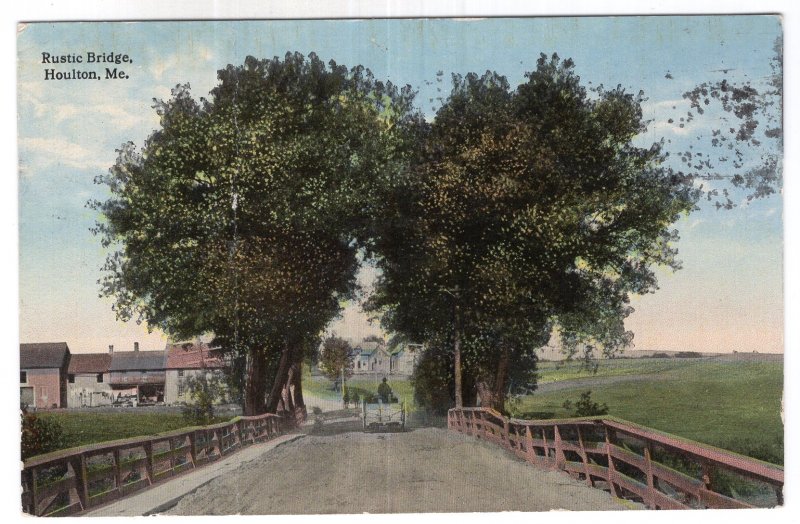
[361,398,406,432]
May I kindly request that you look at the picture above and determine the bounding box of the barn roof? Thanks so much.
[165,342,225,369]
[20,342,70,369]
[109,350,167,372]
[68,353,112,374]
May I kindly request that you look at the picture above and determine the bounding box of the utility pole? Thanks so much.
[442,285,463,409]
[453,300,463,408]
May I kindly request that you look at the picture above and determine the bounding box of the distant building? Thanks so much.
[67,353,113,407]
[389,343,423,375]
[352,341,390,374]
[20,342,70,409]
[164,341,226,404]
[108,343,167,404]
[352,340,422,376]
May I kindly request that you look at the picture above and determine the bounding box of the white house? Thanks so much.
[67,353,113,407]
[352,340,423,376]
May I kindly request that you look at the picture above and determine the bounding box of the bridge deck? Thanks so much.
[159,424,633,514]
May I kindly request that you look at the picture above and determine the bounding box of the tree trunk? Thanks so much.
[453,301,463,409]
[476,345,511,414]
[281,366,295,415]
[243,348,268,416]
[288,361,307,423]
[265,344,292,413]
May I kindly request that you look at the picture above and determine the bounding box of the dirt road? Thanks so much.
[165,423,633,515]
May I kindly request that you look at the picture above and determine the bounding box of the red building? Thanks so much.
[20,342,70,409]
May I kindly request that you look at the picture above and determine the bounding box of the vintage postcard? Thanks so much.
[17,15,785,517]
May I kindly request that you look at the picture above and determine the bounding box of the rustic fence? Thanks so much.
[21,412,293,516]
[448,407,783,510]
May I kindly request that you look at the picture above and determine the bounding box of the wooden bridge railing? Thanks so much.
[21,412,296,517]
[448,407,783,510]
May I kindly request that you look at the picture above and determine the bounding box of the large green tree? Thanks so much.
[92,52,419,416]
[369,54,698,413]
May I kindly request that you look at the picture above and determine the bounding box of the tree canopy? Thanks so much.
[91,52,420,415]
[368,54,698,412]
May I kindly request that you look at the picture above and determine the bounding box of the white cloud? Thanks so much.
[687,218,704,230]
[90,103,144,129]
[19,136,110,173]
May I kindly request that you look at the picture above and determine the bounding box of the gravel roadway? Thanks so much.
[165,422,634,515]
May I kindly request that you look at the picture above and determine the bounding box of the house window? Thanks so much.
[178,381,185,396]
[97,373,103,383]
[68,374,75,383]
[20,371,27,383]
[178,369,185,377]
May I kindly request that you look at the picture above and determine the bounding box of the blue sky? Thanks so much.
[17,16,783,353]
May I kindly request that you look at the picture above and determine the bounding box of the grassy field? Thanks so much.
[35,411,229,451]
[30,357,783,464]
[517,358,784,464]
[535,357,707,384]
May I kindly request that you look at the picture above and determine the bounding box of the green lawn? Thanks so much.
[516,359,784,464]
[535,357,705,384]
[36,412,229,451]
[31,358,783,465]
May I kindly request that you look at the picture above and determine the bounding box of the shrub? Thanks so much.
[562,391,609,417]
[182,373,226,426]
[21,409,65,460]
[348,386,376,404]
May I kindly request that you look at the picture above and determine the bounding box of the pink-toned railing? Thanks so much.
[21,413,292,516]
[448,407,783,510]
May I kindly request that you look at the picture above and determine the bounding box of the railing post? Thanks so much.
[701,462,714,508]
[604,426,619,498]
[214,429,223,456]
[525,425,535,464]
[480,411,487,440]
[72,454,89,511]
[143,441,154,485]
[29,467,39,516]
[541,427,550,466]
[577,426,593,487]
[113,448,122,493]
[503,419,510,449]
[553,425,566,471]
[643,443,656,508]
[189,431,197,467]
[168,438,175,473]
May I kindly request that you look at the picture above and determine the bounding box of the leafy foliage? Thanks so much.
[91,52,420,413]
[319,336,354,383]
[371,54,697,411]
[181,372,227,426]
[21,408,66,460]
[562,390,609,417]
[670,36,782,208]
